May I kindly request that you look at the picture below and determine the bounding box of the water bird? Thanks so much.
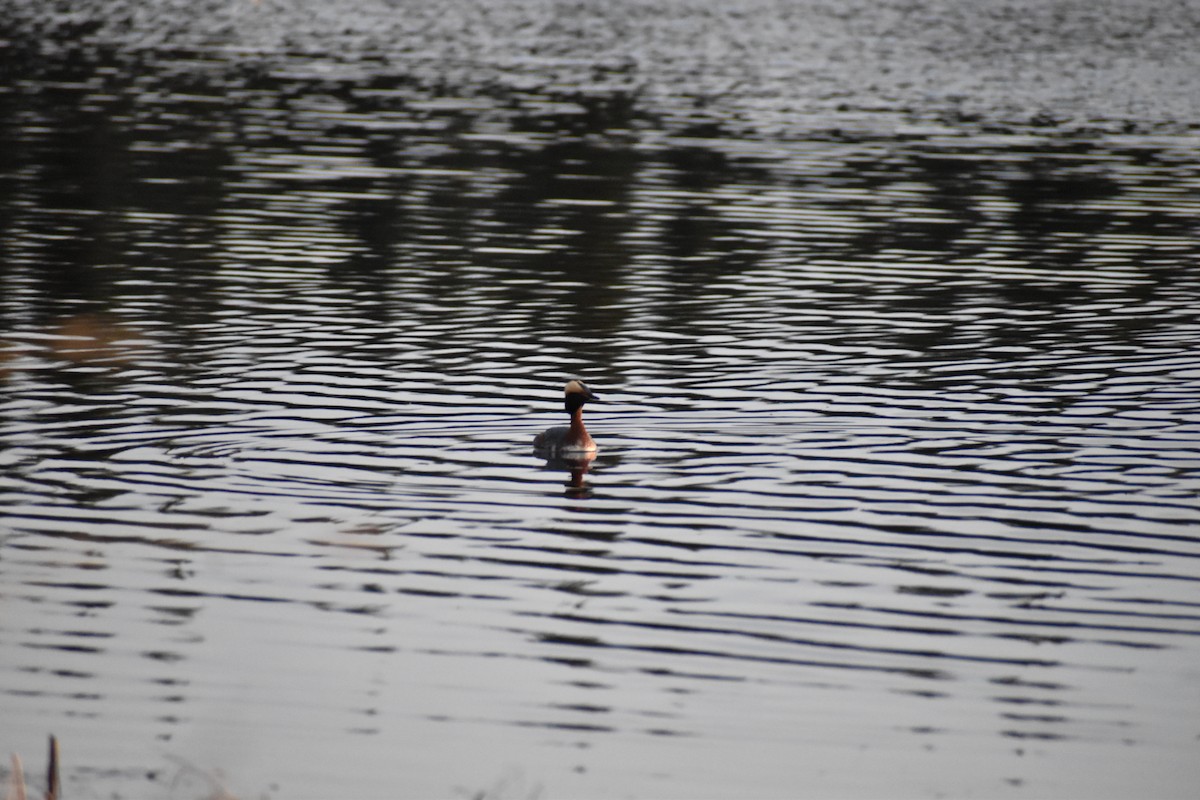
[533,379,600,454]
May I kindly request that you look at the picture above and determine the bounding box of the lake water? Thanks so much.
[2,1,1200,798]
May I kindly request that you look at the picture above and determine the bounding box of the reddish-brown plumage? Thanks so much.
[533,380,600,453]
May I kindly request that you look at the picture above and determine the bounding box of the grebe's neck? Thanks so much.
[568,407,593,447]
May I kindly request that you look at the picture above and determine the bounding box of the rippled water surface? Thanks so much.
[2,2,1200,798]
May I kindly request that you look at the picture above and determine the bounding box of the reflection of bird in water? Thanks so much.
[533,379,600,454]
[544,450,597,494]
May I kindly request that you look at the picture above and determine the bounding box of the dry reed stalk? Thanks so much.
[44,737,58,800]
[5,736,58,800]
[7,753,27,800]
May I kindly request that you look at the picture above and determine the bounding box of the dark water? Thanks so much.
[2,2,1200,798]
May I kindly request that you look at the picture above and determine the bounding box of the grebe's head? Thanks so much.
[563,379,599,412]
[564,379,598,402]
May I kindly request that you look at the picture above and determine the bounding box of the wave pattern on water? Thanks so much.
[1,18,1200,799]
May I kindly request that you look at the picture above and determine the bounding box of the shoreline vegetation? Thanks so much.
[5,737,247,800]
[5,736,58,800]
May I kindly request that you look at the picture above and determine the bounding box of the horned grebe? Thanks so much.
[533,379,599,453]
